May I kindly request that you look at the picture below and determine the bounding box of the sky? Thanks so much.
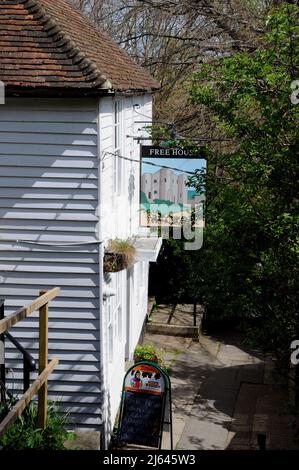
[142,158,206,175]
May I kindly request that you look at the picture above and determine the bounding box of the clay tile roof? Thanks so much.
[0,0,160,93]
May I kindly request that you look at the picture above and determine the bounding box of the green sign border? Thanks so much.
[116,361,173,450]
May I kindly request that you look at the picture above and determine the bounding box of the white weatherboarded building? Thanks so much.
[0,0,161,447]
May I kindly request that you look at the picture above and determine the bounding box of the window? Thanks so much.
[114,101,122,195]
[116,278,122,340]
[117,306,122,341]
[135,265,140,305]
[164,178,167,182]
[108,323,113,362]
[154,190,157,194]
[153,179,157,183]
[139,262,145,287]
[135,262,145,307]
[107,297,114,362]
[106,272,123,363]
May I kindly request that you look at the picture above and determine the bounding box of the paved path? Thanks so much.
[146,332,263,450]
[67,305,299,450]
[145,325,299,450]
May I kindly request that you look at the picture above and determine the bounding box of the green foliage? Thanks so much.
[0,396,16,423]
[0,401,71,450]
[145,124,176,146]
[186,3,299,370]
[134,343,164,366]
[149,238,200,303]
[151,4,298,381]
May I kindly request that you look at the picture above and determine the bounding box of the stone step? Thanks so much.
[147,322,200,339]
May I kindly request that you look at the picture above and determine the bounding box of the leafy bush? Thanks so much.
[134,343,164,366]
[0,396,16,422]
[0,401,72,450]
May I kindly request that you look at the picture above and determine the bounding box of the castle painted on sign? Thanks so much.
[142,168,189,205]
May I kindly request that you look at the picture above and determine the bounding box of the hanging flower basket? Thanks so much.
[103,239,136,273]
[103,252,130,273]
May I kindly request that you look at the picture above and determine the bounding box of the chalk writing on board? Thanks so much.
[119,392,163,447]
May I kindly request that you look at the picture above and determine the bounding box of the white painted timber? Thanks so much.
[99,95,156,436]
[0,93,157,442]
[0,98,102,429]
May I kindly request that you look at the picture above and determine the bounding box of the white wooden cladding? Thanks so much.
[0,98,102,428]
[0,94,154,432]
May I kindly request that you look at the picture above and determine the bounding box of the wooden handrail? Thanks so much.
[0,288,61,438]
[0,358,59,438]
[0,287,60,335]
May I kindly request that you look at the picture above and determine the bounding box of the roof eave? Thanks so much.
[113,83,161,94]
[4,84,114,99]
[4,81,160,98]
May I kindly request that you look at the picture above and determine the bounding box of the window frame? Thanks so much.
[106,272,124,364]
[114,100,123,196]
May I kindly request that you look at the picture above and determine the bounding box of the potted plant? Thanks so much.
[104,239,136,273]
[133,343,164,366]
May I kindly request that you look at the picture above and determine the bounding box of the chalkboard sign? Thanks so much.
[117,362,170,449]
[119,392,163,447]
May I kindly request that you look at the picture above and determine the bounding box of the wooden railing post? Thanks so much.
[0,288,60,438]
[38,290,48,429]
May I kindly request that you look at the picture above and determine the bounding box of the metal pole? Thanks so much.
[0,300,5,402]
[23,358,30,394]
[4,332,36,394]
[159,384,167,450]
[257,433,267,450]
[168,384,173,450]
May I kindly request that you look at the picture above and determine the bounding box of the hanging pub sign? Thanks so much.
[141,145,196,159]
[140,145,206,229]
[116,362,173,449]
